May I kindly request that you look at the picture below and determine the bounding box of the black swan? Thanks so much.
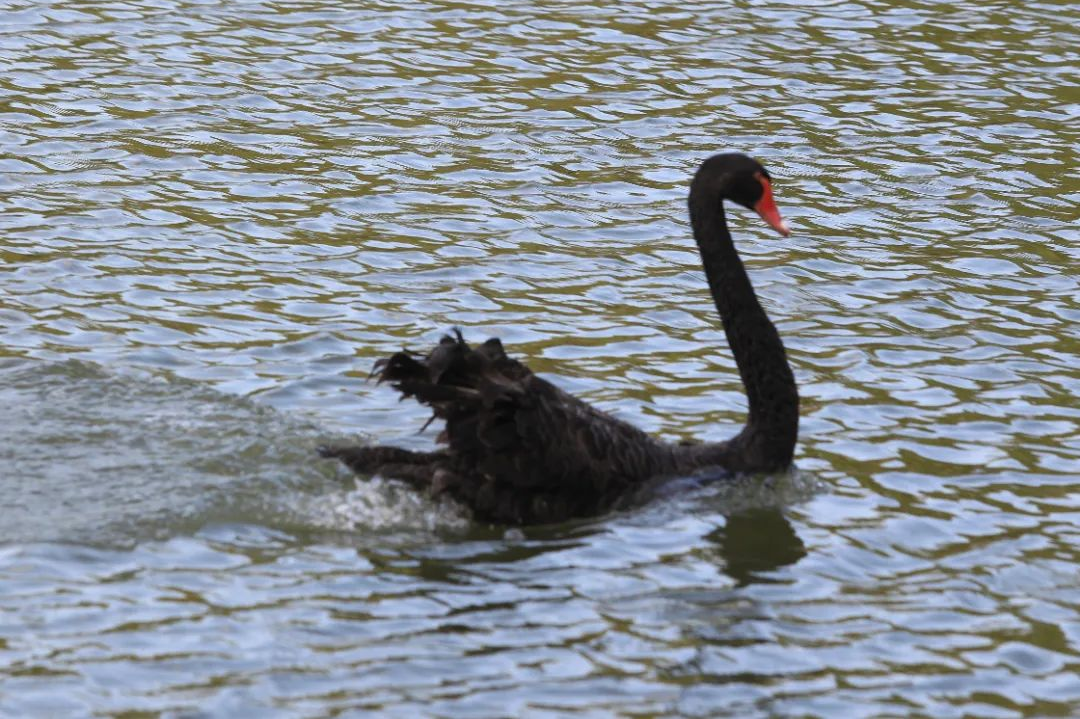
[320,153,798,524]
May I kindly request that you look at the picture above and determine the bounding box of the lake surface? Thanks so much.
[2,0,1078,715]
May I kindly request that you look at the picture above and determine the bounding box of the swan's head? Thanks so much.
[696,153,791,237]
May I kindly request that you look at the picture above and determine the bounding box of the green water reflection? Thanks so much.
[1,0,1078,716]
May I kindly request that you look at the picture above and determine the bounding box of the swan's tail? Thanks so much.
[317,444,447,489]
[320,330,529,489]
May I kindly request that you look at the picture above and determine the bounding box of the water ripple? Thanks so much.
[2,0,1079,715]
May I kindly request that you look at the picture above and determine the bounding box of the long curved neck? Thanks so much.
[688,192,799,470]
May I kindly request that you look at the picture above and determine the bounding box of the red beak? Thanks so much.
[753,172,790,237]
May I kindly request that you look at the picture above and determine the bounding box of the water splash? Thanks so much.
[0,358,466,546]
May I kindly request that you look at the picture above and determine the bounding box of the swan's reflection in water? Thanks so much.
[710,508,806,586]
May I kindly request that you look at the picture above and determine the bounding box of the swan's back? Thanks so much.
[374,332,677,523]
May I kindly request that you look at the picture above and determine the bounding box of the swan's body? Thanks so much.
[321,153,798,524]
